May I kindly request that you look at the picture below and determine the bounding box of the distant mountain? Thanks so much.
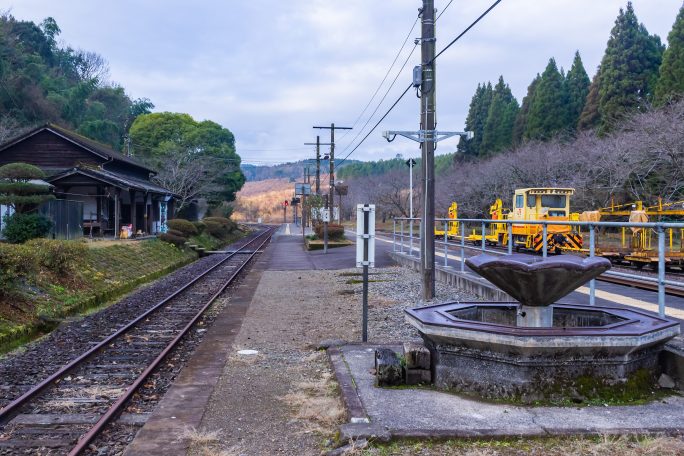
[241,159,358,182]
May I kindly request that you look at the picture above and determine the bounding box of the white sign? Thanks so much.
[295,183,311,196]
[356,204,376,267]
[322,209,330,222]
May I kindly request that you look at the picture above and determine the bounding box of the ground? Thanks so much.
[182,262,684,455]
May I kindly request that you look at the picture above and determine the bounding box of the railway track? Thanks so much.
[0,226,276,455]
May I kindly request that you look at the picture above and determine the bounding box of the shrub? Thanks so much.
[314,223,345,241]
[25,239,88,274]
[167,229,187,239]
[203,217,237,232]
[167,219,198,237]
[193,221,206,234]
[203,220,227,239]
[0,244,33,294]
[0,163,46,180]
[2,213,53,243]
[159,232,187,248]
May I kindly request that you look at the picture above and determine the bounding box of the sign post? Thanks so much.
[356,204,375,342]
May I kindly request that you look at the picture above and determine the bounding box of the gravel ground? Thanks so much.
[189,265,479,456]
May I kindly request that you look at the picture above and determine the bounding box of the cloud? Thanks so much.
[6,0,683,164]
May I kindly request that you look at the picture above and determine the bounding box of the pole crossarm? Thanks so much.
[383,130,473,143]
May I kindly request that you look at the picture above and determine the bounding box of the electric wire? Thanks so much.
[436,0,454,21]
[335,14,420,145]
[334,0,504,169]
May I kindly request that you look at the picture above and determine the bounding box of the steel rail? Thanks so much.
[0,227,274,425]
[69,226,276,455]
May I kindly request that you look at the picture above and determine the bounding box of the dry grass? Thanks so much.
[280,352,346,435]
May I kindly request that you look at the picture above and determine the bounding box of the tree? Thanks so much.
[0,162,54,213]
[524,58,569,140]
[129,112,245,210]
[513,74,540,144]
[597,2,664,129]
[457,82,493,158]
[565,51,591,129]
[481,76,519,156]
[655,4,684,105]
[578,70,601,130]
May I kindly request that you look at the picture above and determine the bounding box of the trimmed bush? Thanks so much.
[314,223,345,241]
[203,220,227,239]
[25,239,88,274]
[159,232,187,248]
[167,229,187,239]
[0,244,31,293]
[203,216,237,231]
[0,163,46,180]
[2,213,53,244]
[193,221,206,234]
[166,219,198,237]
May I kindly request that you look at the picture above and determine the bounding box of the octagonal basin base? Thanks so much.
[405,302,680,402]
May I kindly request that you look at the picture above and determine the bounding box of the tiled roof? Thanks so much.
[47,167,176,196]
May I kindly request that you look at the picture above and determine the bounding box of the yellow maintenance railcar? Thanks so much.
[434,202,459,238]
[468,188,583,253]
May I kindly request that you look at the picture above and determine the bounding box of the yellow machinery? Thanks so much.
[585,198,684,268]
[469,188,583,253]
[434,202,459,238]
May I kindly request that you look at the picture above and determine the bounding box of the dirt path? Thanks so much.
[189,270,362,455]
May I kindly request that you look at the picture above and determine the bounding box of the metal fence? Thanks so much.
[39,199,84,240]
[392,217,684,318]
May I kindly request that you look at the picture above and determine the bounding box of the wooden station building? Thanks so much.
[0,124,176,237]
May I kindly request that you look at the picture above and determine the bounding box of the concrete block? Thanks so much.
[375,348,403,386]
[405,368,431,385]
[403,341,430,370]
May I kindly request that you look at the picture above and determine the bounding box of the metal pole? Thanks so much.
[481,221,486,252]
[316,136,321,194]
[542,223,548,258]
[409,158,414,258]
[589,224,596,305]
[323,195,328,254]
[444,221,448,267]
[507,221,512,255]
[460,221,465,272]
[658,226,666,317]
[393,219,396,252]
[330,124,335,223]
[400,220,405,254]
[362,207,370,342]
[420,0,436,300]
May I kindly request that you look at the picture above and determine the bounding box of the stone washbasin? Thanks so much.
[465,254,612,308]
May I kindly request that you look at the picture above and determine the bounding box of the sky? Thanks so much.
[5,0,683,165]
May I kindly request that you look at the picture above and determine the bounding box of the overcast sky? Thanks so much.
[6,1,683,165]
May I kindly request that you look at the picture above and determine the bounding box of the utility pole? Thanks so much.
[310,124,351,254]
[305,136,330,195]
[421,1,437,300]
[382,1,473,301]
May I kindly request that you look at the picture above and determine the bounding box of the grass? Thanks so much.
[0,239,197,353]
[356,435,684,455]
[306,238,353,250]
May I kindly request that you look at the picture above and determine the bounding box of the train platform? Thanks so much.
[123,225,684,455]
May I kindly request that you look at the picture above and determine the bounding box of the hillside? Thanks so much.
[232,178,295,222]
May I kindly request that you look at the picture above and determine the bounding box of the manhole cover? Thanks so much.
[237,349,259,355]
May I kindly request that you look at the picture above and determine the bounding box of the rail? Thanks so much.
[392,217,684,318]
[0,226,277,455]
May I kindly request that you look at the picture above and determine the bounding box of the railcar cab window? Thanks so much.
[516,194,524,209]
[527,195,536,208]
[541,195,566,208]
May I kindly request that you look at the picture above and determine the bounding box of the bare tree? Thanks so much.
[75,50,110,84]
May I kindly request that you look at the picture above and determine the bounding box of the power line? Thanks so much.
[337,13,420,145]
[436,0,454,21]
[334,0,504,168]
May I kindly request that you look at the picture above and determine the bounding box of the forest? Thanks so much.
[342,2,684,220]
[0,13,244,211]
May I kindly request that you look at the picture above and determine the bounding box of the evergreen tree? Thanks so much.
[655,4,684,105]
[457,82,492,158]
[597,2,664,129]
[481,76,519,156]
[512,74,540,144]
[524,58,569,140]
[578,71,601,130]
[565,51,591,129]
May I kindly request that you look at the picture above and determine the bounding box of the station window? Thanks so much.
[515,194,523,208]
[527,195,536,208]
[541,195,566,208]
